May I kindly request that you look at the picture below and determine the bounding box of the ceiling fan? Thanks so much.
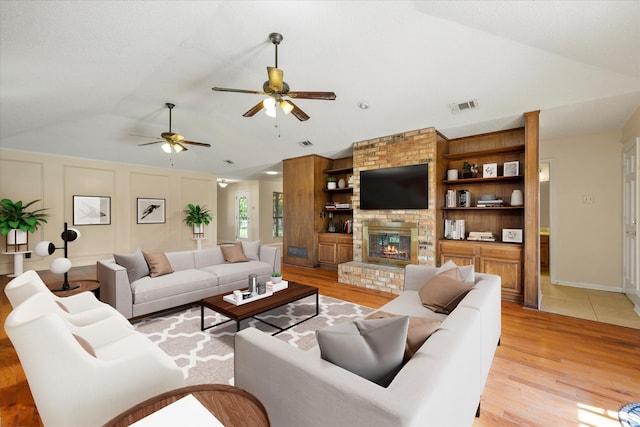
[212,32,336,121]
[137,103,211,153]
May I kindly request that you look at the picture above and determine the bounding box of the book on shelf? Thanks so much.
[476,199,503,207]
[445,190,457,208]
[467,231,495,241]
[444,219,465,240]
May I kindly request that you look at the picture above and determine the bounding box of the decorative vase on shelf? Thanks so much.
[510,190,524,206]
[338,178,346,189]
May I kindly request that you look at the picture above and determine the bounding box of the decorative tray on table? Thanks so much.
[223,291,273,306]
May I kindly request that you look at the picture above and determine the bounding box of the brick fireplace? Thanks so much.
[363,221,418,266]
[338,127,437,294]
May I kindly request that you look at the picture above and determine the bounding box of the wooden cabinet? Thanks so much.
[440,240,523,302]
[283,154,333,267]
[435,112,540,306]
[318,233,353,269]
[540,234,549,271]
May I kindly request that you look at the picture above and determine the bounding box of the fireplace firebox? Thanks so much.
[363,221,418,266]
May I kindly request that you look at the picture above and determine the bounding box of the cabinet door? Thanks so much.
[480,256,522,301]
[337,242,353,264]
[318,241,337,264]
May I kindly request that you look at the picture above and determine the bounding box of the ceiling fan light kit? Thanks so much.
[212,32,336,122]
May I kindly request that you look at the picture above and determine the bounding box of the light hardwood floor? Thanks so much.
[1,265,639,426]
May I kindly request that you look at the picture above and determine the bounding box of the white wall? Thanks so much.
[540,131,623,290]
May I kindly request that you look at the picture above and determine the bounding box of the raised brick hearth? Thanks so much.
[338,127,437,294]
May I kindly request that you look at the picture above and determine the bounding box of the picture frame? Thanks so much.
[503,161,519,177]
[137,198,166,224]
[502,228,523,243]
[73,195,111,225]
[483,163,498,178]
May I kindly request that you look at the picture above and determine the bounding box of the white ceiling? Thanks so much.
[1,1,638,181]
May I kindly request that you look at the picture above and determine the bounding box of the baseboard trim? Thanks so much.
[553,280,623,293]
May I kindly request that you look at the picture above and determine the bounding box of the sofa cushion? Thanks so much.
[316,316,409,387]
[419,268,474,314]
[366,310,442,361]
[142,251,174,277]
[165,251,195,271]
[221,242,248,263]
[194,247,225,269]
[113,248,149,283]
[241,240,261,261]
[199,261,272,285]
[130,269,218,304]
[437,260,475,283]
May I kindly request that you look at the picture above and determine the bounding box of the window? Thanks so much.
[273,192,283,237]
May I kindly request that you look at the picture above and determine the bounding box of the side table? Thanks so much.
[103,384,270,427]
[46,279,100,297]
[1,251,32,277]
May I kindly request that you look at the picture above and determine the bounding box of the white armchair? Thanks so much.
[4,270,128,326]
[4,293,185,427]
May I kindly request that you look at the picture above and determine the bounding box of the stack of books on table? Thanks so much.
[476,198,503,207]
[467,231,496,241]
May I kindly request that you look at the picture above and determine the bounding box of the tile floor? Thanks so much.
[540,272,640,329]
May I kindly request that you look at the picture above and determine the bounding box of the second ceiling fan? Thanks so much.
[138,103,211,153]
[212,32,336,121]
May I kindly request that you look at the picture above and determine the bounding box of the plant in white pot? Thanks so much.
[0,199,49,249]
[271,271,282,284]
[183,204,213,237]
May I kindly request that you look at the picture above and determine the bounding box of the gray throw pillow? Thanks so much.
[113,248,149,283]
[241,240,261,261]
[316,316,409,387]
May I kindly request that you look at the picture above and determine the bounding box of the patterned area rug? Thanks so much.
[132,295,373,386]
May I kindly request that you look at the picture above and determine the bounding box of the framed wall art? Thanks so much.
[137,198,166,224]
[73,195,111,225]
[502,228,523,243]
[503,161,519,177]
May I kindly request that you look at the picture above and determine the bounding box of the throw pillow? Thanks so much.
[142,251,174,277]
[221,242,248,263]
[419,270,474,314]
[437,260,475,283]
[241,240,261,261]
[366,311,442,361]
[316,316,409,387]
[113,248,150,283]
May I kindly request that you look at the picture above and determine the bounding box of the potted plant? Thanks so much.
[462,162,479,178]
[327,176,337,190]
[0,199,49,246]
[271,271,282,284]
[183,204,213,236]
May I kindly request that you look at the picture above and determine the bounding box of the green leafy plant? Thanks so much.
[271,271,282,278]
[183,204,213,227]
[327,176,336,182]
[462,162,478,174]
[0,199,49,236]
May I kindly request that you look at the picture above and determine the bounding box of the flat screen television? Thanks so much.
[360,164,429,210]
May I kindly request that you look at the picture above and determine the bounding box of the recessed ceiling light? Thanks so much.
[265,171,278,175]
[358,101,370,110]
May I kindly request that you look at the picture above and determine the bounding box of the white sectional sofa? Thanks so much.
[97,242,280,319]
[234,264,501,427]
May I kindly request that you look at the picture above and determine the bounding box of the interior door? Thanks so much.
[623,138,639,309]
[235,190,250,241]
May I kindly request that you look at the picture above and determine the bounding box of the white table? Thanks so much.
[2,251,31,277]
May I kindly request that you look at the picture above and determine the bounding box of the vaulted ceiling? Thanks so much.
[1,1,638,181]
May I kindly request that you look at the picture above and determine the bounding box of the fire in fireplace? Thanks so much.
[363,221,418,266]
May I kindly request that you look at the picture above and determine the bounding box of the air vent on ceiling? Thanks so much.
[450,99,479,114]
[223,160,235,165]
[297,140,313,147]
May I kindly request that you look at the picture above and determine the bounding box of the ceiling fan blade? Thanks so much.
[286,100,310,121]
[182,140,212,147]
[174,142,188,152]
[137,140,163,146]
[243,101,266,118]
[212,87,265,95]
[267,67,283,92]
[288,91,337,100]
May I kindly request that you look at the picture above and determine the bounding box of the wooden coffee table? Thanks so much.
[200,281,318,335]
